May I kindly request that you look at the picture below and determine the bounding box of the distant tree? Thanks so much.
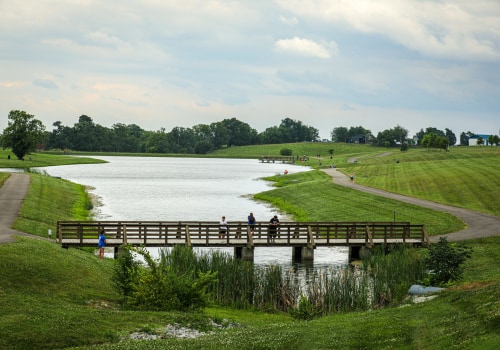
[209,121,230,149]
[168,126,195,153]
[278,118,319,142]
[487,135,499,147]
[416,127,445,145]
[477,136,485,146]
[47,121,73,151]
[376,125,408,146]
[331,127,348,143]
[492,135,500,146]
[260,126,284,144]
[459,132,469,146]
[72,115,99,151]
[2,110,46,160]
[445,128,456,146]
[221,118,258,147]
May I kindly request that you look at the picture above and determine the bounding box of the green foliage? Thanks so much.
[122,246,217,311]
[2,110,46,160]
[363,245,427,307]
[112,246,141,300]
[280,148,293,156]
[290,296,317,320]
[424,237,473,286]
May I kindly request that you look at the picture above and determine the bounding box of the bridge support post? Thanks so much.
[293,246,314,261]
[349,246,371,263]
[234,247,254,261]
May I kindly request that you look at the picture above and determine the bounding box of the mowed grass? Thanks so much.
[12,174,92,237]
[1,235,498,350]
[255,170,464,236]
[0,148,105,168]
[340,147,500,216]
[0,144,499,349]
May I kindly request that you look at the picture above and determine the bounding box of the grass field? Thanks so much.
[0,144,499,349]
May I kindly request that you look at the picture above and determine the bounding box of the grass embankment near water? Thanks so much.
[255,170,464,236]
[0,148,105,169]
[0,144,499,348]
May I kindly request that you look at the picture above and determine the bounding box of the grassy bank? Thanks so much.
[255,170,464,236]
[1,236,498,349]
[0,148,105,169]
[0,144,499,349]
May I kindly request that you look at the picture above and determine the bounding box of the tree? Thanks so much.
[487,135,499,146]
[459,132,469,146]
[376,125,408,147]
[331,127,348,143]
[445,128,456,146]
[1,110,46,160]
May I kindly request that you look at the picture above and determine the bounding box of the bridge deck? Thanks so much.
[57,221,430,248]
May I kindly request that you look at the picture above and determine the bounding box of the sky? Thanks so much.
[1,1,499,140]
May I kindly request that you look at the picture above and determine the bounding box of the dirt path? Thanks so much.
[322,168,500,242]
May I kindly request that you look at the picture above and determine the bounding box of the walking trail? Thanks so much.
[1,170,499,244]
[322,168,500,243]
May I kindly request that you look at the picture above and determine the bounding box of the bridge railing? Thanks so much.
[57,221,429,247]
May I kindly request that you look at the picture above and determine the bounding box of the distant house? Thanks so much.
[346,134,368,144]
[468,134,491,146]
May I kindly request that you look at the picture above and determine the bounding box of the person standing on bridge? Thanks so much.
[98,230,106,259]
[248,212,256,235]
[268,215,280,242]
[219,216,228,238]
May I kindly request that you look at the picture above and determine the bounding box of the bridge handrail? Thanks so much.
[57,221,428,247]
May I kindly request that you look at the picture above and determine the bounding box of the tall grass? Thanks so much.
[154,245,426,317]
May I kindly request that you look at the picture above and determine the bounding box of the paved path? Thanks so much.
[322,168,500,242]
[0,173,33,243]
[1,170,499,244]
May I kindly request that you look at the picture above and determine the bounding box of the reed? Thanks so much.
[155,245,426,317]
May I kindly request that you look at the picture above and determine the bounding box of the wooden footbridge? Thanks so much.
[57,221,430,261]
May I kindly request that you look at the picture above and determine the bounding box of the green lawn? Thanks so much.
[0,144,498,349]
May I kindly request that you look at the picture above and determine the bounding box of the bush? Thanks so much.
[280,148,293,156]
[290,296,317,320]
[115,246,217,311]
[424,237,472,286]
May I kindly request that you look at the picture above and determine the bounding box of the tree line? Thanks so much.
[1,110,497,160]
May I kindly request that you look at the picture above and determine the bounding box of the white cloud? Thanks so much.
[0,0,498,138]
[280,15,298,25]
[274,37,336,58]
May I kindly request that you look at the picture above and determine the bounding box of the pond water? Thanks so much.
[37,156,349,268]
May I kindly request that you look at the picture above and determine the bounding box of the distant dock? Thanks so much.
[259,156,295,164]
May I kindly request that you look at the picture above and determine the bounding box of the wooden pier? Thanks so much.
[57,221,430,261]
[258,156,295,164]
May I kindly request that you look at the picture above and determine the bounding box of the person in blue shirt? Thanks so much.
[98,230,106,259]
[247,212,256,235]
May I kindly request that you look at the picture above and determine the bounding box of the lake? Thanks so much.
[38,156,348,268]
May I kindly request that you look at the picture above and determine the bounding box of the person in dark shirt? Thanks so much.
[268,215,279,242]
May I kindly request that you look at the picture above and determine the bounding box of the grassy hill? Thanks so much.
[0,144,499,349]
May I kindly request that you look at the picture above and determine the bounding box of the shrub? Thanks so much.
[290,296,317,320]
[280,148,293,156]
[424,237,472,286]
[112,245,141,301]
[116,246,217,311]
